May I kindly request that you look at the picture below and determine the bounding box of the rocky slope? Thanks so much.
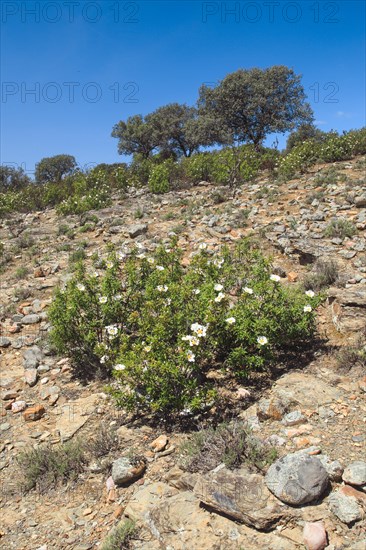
[0,156,365,549]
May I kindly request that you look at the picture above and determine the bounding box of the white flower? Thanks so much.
[213,258,224,267]
[198,243,207,250]
[305,290,315,298]
[137,253,146,260]
[99,296,108,304]
[226,317,236,325]
[91,271,99,278]
[100,355,109,364]
[214,283,224,291]
[76,283,85,291]
[118,252,126,261]
[106,325,118,336]
[113,294,122,301]
[156,265,165,271]
[143,345,151,352]
[304,305,312,312]
[270,274,281,282]
[114,364,126,371]
[243,287,253,294]
[165,248,171,253]
[257,336,268,346]
[106,261,114,269]
[189,336,200,346]
[147,257,155,264]
[157,285,168,292]
[187,351,195,362]
[192,288,200,295]
[182,335,190,341]
[165,298,172,305]
[214,292,225,303]
[191,323,207,337]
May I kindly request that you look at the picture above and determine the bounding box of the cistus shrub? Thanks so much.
[49,239,321,418]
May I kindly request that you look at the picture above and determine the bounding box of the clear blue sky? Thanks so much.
[1,0,365,177]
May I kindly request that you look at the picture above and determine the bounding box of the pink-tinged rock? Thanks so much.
[303,522,328,550]
[24,369,38,387]
[11,400,26,413]
[236,387,251,399]
[106,476,116,491]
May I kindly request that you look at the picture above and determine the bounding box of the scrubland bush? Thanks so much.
[49,239,321,418]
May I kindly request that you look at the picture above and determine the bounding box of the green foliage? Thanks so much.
[100,520,136,550]
[49,239,321,417]
[148,162,171,193]
[198,66,313,148]
[0,165,31,191]
[35,154,77,183]
[324,218,357,239]
[180,422,278,473]
[303,259,339,291]
[285,123,329,153]
[15,266,29,280]
[112,114,159,158]
[278,128,366,178]
[17,439,88,492]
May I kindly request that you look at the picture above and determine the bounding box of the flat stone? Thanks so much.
[150,435,168,453]
[23,346,43,369]
[342,461,366,487]
[21,314,40,324]
[282,411,305,426]
[1,391,18,401]
[0,422,11,431]
[257,396,288,420]
[328,489,363,524]
[193,467,292,529]
[318,455,343,481]
[55,394,98,441]
[265,451,329,505]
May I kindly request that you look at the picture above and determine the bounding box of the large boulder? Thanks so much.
[111,457,146,486]
[193,466,292,529]
[265,451,329,505]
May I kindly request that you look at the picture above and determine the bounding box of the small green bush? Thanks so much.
[49,239,321,417]
[324,218,357,239]
[17,439,88,492]
[148,162,170,193]
[100,520,136,550]
[180,422,277,473]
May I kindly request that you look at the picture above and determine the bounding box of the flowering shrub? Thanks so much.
[49,239,321,417]
[278,127,366,178]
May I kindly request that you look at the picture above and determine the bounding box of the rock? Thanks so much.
[270,372,341,409]
[328,488,363,524]
[282,411,305,426]
[111,457,146,486]
[0,422,11,431]
[257,396,288,420]
[1,391,18,401]
[23,404,45,421]
[21,314,40,324]
[328,287,366,333]
[265,451,329,505]
[127,224,148,238]
[150,434,168,453]
[354,195,366,208]
[24,368,38,387]
[193,467,291,529]
[287,271,298,282]
[318,455,344,481]
[55,394,98,441]
[303,521,328,550]
[342,461,366,487]
[11,400,26,413]
[0,337,11,348]
[23,346,43,369]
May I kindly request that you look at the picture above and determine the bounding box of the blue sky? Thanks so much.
[1,0,365,177]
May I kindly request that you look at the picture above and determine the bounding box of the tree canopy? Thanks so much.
[0,165,31,191]
[198,66,314,148]
[111,115,159,159]
[35,154,77,184]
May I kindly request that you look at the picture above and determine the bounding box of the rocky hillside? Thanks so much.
[0,156,365,550]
